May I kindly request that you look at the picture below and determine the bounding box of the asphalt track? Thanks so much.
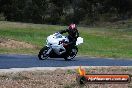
[0,54,132,69]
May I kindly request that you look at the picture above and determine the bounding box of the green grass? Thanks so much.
[79,27,132,58]
[0,21,132,59]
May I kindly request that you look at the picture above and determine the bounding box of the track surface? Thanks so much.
[0,54,132,69]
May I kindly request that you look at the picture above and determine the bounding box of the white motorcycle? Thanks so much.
[38,32,83,60]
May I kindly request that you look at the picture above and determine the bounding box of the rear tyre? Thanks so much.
[64,47,78,61]
[38,46,49,60]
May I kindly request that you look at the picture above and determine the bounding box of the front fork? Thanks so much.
[45,45,52,55]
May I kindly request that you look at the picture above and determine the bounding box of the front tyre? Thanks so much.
[38,46,49,60]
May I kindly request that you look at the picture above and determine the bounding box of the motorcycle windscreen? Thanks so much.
[47,35,58,44]
[76,37,83,45]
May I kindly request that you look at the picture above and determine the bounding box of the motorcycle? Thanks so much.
[38,32,83,60]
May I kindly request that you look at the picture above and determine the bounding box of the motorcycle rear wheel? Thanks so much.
[64,47,78,61]
[38,46,49,60]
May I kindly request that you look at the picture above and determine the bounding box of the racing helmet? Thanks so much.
[68,24,77,30]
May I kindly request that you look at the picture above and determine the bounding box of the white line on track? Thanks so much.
[0,66,132,73]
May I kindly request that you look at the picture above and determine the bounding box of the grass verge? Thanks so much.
[0,21,132,59]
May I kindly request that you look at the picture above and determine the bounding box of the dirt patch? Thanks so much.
[0,38,35,49]
[0,67,132,88]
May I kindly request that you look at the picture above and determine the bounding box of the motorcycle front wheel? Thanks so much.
[38,46,49,60]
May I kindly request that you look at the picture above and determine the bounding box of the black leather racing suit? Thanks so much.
[59,29,79,54]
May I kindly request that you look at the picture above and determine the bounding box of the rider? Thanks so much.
[59,23,79,54]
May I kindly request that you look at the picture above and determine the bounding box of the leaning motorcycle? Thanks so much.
[38,32,83,60]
